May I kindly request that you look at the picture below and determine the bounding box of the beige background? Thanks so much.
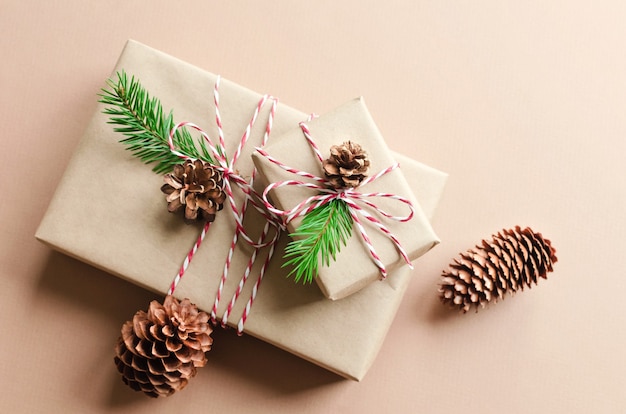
[2,1,624,413]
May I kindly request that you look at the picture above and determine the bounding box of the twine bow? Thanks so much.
[165,76,283,334]
[258,122,415,280]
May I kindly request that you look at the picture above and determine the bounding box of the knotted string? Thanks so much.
[166,76,282,334]
[258,121,415,279]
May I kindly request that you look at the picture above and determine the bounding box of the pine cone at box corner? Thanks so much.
[439,226,558,313]
[161,159,226,222]
[323,141,370,189]
[114,295,213,398]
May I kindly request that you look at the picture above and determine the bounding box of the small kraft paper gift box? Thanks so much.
[253,98,439,300]
[36,40,447,380]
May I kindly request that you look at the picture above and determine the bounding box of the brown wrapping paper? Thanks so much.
[35,40,447,380]
[253,99,439,300]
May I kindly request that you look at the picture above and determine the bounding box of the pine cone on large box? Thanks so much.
[439,226,557,313]
[161,159,226,222]
[323,141,370,188]
[114,295,213,398]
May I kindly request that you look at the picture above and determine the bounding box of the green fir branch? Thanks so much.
[283,199,353,284]
[99,70,213,174]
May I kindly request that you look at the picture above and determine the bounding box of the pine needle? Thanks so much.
[283,199,353,283]
[99,70,213,174]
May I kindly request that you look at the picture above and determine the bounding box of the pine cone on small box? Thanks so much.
[439,226,558,313]
[161,159,226,222]
[114,295,213,398]
[323,141,370,189]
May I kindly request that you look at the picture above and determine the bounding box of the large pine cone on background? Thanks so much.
[161,159,226,222]
[323,141,370,188]
[114,295,213,398]
[439,226,558,313]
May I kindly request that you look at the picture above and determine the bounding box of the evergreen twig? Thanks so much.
[283,199,353,283]
[99,70,213,174]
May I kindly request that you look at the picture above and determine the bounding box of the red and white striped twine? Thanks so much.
[167,222,211,296]
[166,76,282,334]
[259,121,415,279]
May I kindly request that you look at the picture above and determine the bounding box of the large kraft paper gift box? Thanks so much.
[35,40,447,381]
[253,98,439,300]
